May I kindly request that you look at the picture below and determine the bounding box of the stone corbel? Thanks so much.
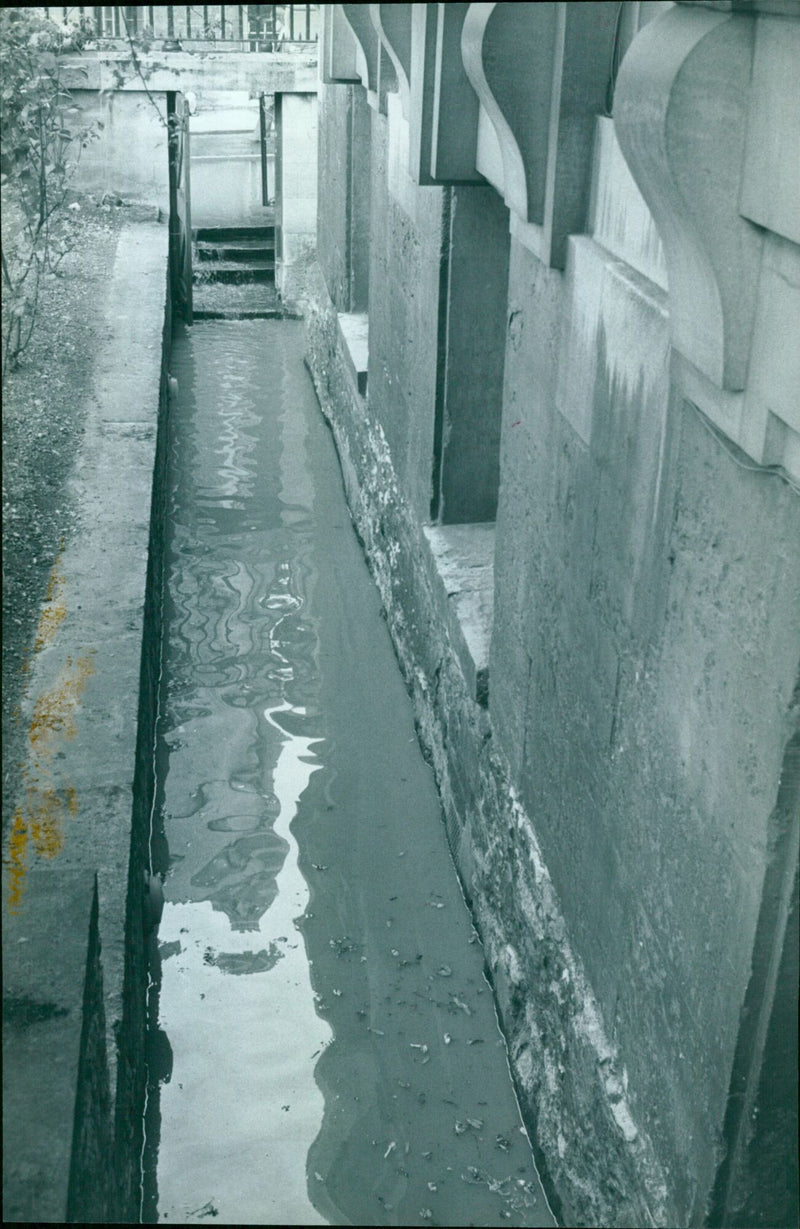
[461,2,618,268]
[322,5,361,85]
[371,4,412,120]
[341,3,396,112]
[614,4,762,393]
[430,3,482,183]
[408,4,440,185]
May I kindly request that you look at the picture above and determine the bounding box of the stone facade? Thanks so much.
[305,5,800,1226]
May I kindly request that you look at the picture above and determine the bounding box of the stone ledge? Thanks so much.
[422,523,495,707]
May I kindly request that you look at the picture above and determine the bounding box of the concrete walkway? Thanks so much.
[3,221,170,1222]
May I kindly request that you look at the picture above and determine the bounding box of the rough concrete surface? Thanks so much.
[3,221,170,1222]
[304,261,670,1228]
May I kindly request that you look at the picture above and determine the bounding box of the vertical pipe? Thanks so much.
[289,5,295,41]
[167,5,174,37]
[306,4,311,41]
[220,4,225,39]
[238,4,244,40]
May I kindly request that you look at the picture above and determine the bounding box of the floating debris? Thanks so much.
[443,1033,452,1045]
[437,965,452,977]
[384,1141,396,1159]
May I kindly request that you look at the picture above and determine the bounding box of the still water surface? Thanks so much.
[143,320,555,1226]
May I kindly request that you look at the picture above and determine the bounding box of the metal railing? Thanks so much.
[43,6,320,50]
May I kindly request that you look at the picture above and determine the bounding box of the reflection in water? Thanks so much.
[147,323,330,1224]
[143,322,555,1227]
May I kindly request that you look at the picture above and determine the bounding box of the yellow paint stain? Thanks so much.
[6,812,29,913]
[28,654,95,753]
[5,654,94,913]
[33,555,67,654]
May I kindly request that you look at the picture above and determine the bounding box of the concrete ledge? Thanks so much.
[337,310,369,396]
[422,524,495,707]
[2,221,170,1222]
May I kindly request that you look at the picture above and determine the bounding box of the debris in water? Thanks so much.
[410,1042,428,1054]
[467,1038,484,1045]
[437,965,452,977]
[495,1135,511,1151]
[427,900,444,908]
[189,1200,219,1218]
[450,995,472,1016]
[332,988,342,997]
[454,1121,468,1135]
[420,1210,432,1220]
[314,1172,324,1182]
[311,863,328,871]
[384,1141,396,1159]
[443,1033,452,1045]
[427,1182,438,1192]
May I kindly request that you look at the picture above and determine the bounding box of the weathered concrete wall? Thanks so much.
[306,19,800,1221]
[62,50,318,107]
[69,89,170,211]
[62,50,317,213]
[316,80,352,310]
[2,221,171,1222]
[275,92,318,305]
[367,105,444,522]
[494,218,800,1224]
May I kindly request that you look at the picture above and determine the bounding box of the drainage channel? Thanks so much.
[140,318,556,1227]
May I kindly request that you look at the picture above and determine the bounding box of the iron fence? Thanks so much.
[43,6,319,50]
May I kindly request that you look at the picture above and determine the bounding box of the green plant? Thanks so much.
[0,7,98,378]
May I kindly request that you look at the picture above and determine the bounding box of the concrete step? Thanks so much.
[196,239,275,263]
[190,281,281,317]
[193,260,275,285]
[194,224,274,242]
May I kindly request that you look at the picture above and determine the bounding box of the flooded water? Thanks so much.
[142,320,555,1227]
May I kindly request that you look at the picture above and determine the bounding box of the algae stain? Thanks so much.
[5,654,95,913]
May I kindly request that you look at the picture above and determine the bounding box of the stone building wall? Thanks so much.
[306,5,800,1226]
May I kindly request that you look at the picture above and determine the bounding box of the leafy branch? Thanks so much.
[1,8,99,379]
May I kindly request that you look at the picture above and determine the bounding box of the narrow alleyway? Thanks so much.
[141,319,555,1226]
